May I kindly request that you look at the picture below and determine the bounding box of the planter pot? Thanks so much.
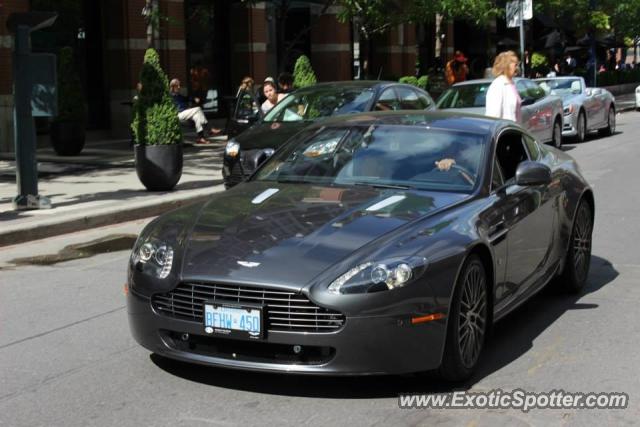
[50,120,86,156]
[135,144,183,191]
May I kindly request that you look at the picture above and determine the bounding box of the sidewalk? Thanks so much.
[0,131,227,247]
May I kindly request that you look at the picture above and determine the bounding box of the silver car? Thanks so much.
[437,78,564,148]
[535,76,616,142]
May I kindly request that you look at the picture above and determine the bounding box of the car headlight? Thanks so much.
[225,140,240,157]
[636,87,640,93]
[563,105,575,115]
[132,239,174,279]
[327,256,428,295]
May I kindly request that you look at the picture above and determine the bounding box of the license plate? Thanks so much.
[204,303,262,339]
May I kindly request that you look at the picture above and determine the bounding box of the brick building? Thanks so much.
[0,0,430,153]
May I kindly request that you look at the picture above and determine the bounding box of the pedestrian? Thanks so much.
[169,78,220,144]
[260,80,285,116]
[485,50,521,123]
[235,76,259,116]
[445,50,469,85]
[278,72,294,94]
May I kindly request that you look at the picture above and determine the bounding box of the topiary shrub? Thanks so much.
[293,55,317,88]
[55,46,87,123]
[417,75,429,90]
[399,76,419,86]
[530,52,549,77]
[132,48,182,145]
[399,75,429,91]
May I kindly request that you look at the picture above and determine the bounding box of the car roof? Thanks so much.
[303,110,505,135]
[533,76,582,80]
[290,80,427,93]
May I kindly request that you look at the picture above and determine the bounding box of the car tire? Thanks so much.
[575,111,587,143]
[560,200,593,293]
[598,106,615,137]
[439,254,488,382]
[551,118,562,148]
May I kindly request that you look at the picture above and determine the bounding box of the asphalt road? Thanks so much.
[1,113,639,426]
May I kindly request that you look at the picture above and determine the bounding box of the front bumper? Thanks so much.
[562,112,578,137]
[127,287,448,375]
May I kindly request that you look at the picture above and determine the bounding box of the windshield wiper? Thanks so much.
[351,181,413,190]
[276,177,312,184]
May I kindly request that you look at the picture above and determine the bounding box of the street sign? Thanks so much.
[506,0,532,28]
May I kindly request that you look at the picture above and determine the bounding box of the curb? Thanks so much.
[0,187,222,248]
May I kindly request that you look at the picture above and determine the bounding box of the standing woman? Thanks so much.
[260,80,285,116]
[485,51,521,123]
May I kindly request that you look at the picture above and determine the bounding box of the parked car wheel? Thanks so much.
[598,106,615,137]
[551,118,562,148]
[575,111,587,143]
[439,254,488,381]
[560,200,593,293]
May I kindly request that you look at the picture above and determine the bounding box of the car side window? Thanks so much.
[375,88,399,111]
[523,134,541,161]
[396,87,420,109]
[524,80,545,100]
[516,81,528,99]
[491,158,505,191]
[415,90,433,109]
[495,131,530,185]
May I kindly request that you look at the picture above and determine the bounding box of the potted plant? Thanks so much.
[131,48,183,191]
[50,46,87,156]
[293,55,317,88]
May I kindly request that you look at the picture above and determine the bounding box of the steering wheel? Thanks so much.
[430,163,476,186]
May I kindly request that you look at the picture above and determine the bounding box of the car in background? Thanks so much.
[436,78,564,148]
[636,84,640,110]
[222,81,436,188]
[127,111,595,379]
[535,76,616,142]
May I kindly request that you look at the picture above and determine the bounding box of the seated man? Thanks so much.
[169,78,220,144]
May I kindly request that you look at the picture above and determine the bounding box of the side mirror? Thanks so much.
[515,161,552,186]
[255,148,275,169]
[521,97,536,106]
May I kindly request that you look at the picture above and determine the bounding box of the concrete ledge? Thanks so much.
[0,188,220,247]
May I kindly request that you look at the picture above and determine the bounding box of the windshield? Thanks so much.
[536,78,582,96]
[436,83,490,109]
[253,125,487,193]
[263,86,375,123]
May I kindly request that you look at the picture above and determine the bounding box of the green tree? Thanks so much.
[131,48,182,146]
[293,55,318,88]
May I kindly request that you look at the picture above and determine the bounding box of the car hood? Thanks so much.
[180,182,467,289]
[560,93,583,105]
[234,121,312,150]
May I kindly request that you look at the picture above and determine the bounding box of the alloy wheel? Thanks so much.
[572,203,593,284]
[457,262,487,369]
[553,120,562,148]
[577,112,586,142]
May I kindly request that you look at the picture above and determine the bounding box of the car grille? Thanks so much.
[152,282,345,333]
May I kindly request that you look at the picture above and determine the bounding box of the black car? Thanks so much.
[222,81,435,188]
[128,111,594,379]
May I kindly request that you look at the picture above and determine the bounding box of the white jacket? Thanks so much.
[485,75,521,123]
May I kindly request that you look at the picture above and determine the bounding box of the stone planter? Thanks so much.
[50,120,86,156]
[134,144,183,191]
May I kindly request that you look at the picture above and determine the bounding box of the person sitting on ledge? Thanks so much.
[169,78,221,144]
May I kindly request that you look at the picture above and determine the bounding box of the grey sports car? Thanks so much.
[436,78,564,148]
[127,111,594,380]
[535,76,616,142]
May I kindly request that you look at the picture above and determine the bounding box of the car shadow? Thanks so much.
[151,254,618,398]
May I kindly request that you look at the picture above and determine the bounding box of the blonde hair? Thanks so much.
[492,51,519,77]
